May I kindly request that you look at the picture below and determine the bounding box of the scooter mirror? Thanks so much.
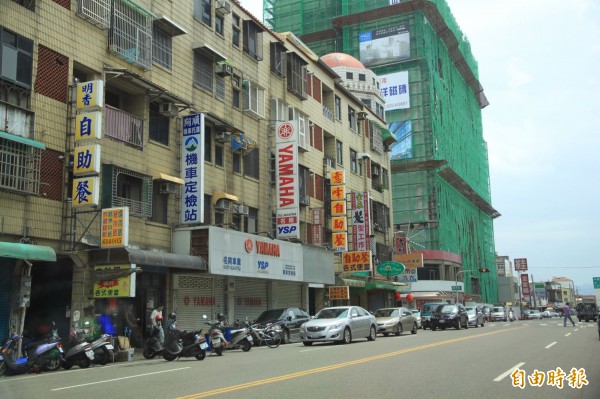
[202,315,208,320]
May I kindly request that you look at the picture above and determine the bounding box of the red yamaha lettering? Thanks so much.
[256,241,281,257]
[277,144,297,208]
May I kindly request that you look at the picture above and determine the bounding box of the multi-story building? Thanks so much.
[266,0,500,305]
[0,0,393,341]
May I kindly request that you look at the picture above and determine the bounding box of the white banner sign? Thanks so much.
[381,71,410,110]
[275,121,300,239]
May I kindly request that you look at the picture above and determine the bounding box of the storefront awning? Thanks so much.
[89,248,207,271]
[365,281,404,292]
[412,291,454,298]
[0,242,56,262]
[0,131,46,150]
[339,278,366,287]
[150,171,184,185]
[212,191,239,204]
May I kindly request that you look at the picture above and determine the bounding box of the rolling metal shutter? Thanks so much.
[233,278,268,323]
[0,260,14,339]
[173,274,226,331]
[272,282,302,308]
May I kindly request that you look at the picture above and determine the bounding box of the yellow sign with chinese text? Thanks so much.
[329,286,350,300]
[76,80,104,109]
[331,200,346,216]
[101,207,129,248]
[393,252,424,268]
[73,144,101,175]
[72,176,99,207]
[330,185,345,201]
[332,232,347,252]
[331,216,347,232]
[329,169,345,185]
[75,111,103,141]
[93,264,135,298]
[342,250,372,272]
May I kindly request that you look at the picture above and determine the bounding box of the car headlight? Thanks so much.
[300,325,306,332]
[332,322,343,329]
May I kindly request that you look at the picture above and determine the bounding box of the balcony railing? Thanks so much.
[322,106,334,122]
[104,105,144,149]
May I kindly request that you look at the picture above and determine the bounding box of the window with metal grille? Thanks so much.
[371,201,389,232]
[152,25,172,69]
[242,80,265,118]
[0,136,42,194]
[243,20,263,60]
[76,0,110,29]
[108,0,153,70]
[0,27,33,89]
[193,52,213,92]
[270,42,286,78]
[287,53,307,100]
[369,122,384,154]
[243,148,259,179]
[110,166,152,217]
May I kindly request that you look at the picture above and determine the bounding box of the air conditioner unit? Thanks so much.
[160,182,178,194]
[234,204,249,216]
[215,198,231,211]
[216,0,232,15]
[372,167,380,176]
[159,103,178,117]
[357,111,367,120]
[215,131,228,143]
[216,62,233,77]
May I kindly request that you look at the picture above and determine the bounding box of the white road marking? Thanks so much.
[494,362,526,382]
[51,367,190,391]
[565,333,572,337]
[545,342,557,349]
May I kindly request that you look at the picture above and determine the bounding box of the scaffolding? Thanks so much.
[267,0,499,303]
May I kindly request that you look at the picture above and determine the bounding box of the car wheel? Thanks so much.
[474,321,479,328]
[342,327,352,344]
[396,325,403,336]
[481,320,485,327]
[441,326,446,330]
[456,320,461,330]
[282,329,290,345]
[302,341,313,346]
[411,323,417,335]
[464,319,469,329]
[431,326,437,331]
[367,325,376,341]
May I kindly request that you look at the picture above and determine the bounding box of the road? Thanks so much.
[1,319,598,399]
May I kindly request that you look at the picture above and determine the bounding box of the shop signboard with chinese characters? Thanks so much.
[342,251,372,272]
[521,273,531,296]
[514,258,528,272]
[101,207,129,248]
[72,176,100,207]
[397,267,418,283]
[76,80,104,109]
[393,252,423,268]
[394,236,407,254]
[275,121,300,239]
[329,169,347,252]
[93,264,136,298]
[310,208,323,245]
[73,144,101,175]
[329,286,350,300]
[181,114,205,224]
[351,191,371,251]
[75,111,102,140]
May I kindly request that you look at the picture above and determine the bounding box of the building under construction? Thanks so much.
[266,0,500,303]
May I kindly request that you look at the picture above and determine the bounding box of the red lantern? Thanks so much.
[406,294,414,301]
[394,293,402,300]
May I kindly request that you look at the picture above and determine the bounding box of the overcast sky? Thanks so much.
[240,0,600,294]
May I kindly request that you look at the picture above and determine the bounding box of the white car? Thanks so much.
[299,306,377,345]
[411,310,422,329]
[527,310,542,319]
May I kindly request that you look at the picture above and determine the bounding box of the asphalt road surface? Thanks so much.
[1,319,598,399]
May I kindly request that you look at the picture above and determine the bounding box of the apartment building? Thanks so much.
[0,0,393,340]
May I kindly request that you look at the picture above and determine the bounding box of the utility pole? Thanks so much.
[531,274,537,310]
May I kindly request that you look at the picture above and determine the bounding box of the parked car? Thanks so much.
[374,307,418,336]
[541,309,559,318]
[254,307,311,344]
[411,310,422,329]
[491,306,507,322]
[420,302,448,330]
[526,310,542,319]
[575,303,598,322]
[299,306,377,345]
[482,306,492,322]
[430,304,469,331]
[465,306,485,328]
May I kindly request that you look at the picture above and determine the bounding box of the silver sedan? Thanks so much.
[374,307,418,336]
[299,306,377,345]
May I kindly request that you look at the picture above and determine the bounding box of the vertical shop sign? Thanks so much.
[181,114,205,224]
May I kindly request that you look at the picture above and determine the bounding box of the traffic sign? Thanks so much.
[593,277,600,289]
[451,285,462,291]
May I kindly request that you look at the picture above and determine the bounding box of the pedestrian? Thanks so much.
[563,302,576,327]
[123,303,140,346]
[150,304,164,328]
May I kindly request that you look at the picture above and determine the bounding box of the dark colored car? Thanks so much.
[254,307,310,344]
[420,302,448,330]
[430,304,469,331]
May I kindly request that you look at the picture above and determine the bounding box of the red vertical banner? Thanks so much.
[394,236,407,254]
[521,273,530,296]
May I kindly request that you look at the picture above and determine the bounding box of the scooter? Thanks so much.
[162,325,207,361]
[224,322,253,352]
[508,310,516,322]
[20,322,61,358]
[86,333,114,365]
[203,316,252,355]
[61,328,95,370]
[143,323,165,359]
[0,333,63,374]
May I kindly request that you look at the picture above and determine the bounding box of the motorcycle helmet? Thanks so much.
[217,313,225,322]
[155,314,163,322]
[169,312,177,321]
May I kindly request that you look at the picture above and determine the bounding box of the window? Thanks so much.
[299,165,310,205]
[215,14,224,35]
[215,75,225,100]
[382,168,389,189]
[348,106,356,131]
[361,98,371,108]
[334,96,341,120]
[0,27,34,88]
[149,102,169,145]
[243,79,265,118]
[152,26,172,69]
[243,148,260,179]
[204,126,212,162]
[232,75,241,108]
[76,0,110,29]
[359,73,365,81]
[287,53,307,99]
[233,152,241,173]
[194,0,212,26]
[151,181,168,224]
[270,42,286,77]
[193,52,213,92]
[0,136,42,194]
[350,149,357,173]
[371,201,389,232]
[108,1,153,69]
[244,207,258,233]
[232,14,240,47]
[11,0,35,11]
[336,140,343,165]
[108,166,152,217]
[346,72,353,80]
[243,20,263,60]
[215,144,223,166]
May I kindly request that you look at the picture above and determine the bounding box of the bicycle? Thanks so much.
[248,320,284,348]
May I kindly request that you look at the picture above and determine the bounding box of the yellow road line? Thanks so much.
[176,326,525,399]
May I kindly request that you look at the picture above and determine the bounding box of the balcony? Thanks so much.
[104,105,144,149]
[322,106,334,122]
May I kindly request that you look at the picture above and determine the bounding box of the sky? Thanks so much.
[239,0,600,294]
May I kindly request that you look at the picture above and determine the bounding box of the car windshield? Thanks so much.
[465,307,476,315]
[530,310,539,314]
[255,309,285,323]
[493,307,504,313]
[439,305,456,313]
[315,308,349,319]
[374,309,399,317]
[423,304,443,313]
[412,310,420,315]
